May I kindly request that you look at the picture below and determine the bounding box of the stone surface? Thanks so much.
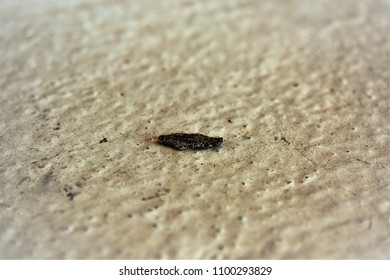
[0,0,389,259]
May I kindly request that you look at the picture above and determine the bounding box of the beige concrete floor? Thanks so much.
[0,0,389,259]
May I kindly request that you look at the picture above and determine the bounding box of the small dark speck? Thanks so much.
[53,123,61,130]
[66,192,79,201]
[127,214,132,218]
[292,82,299,87]
[274,136,279,141]
[99,137,108,144]
[228,119,233,123]
[158,133,223,150]
[120,92,124,96]
[281,136,290,144]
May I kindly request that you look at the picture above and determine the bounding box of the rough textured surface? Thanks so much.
[0,0,389,259]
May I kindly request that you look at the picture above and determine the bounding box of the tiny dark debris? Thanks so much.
[99,137,108,144]
[63,185,80,201]
[53,123,61,130]
[66,192,79,201]
[281,136,290,144]
[158,133,223,150]
[228,119,233,123]
[292,82,299,87]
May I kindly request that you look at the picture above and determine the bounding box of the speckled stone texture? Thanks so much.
[0,0,389,259]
